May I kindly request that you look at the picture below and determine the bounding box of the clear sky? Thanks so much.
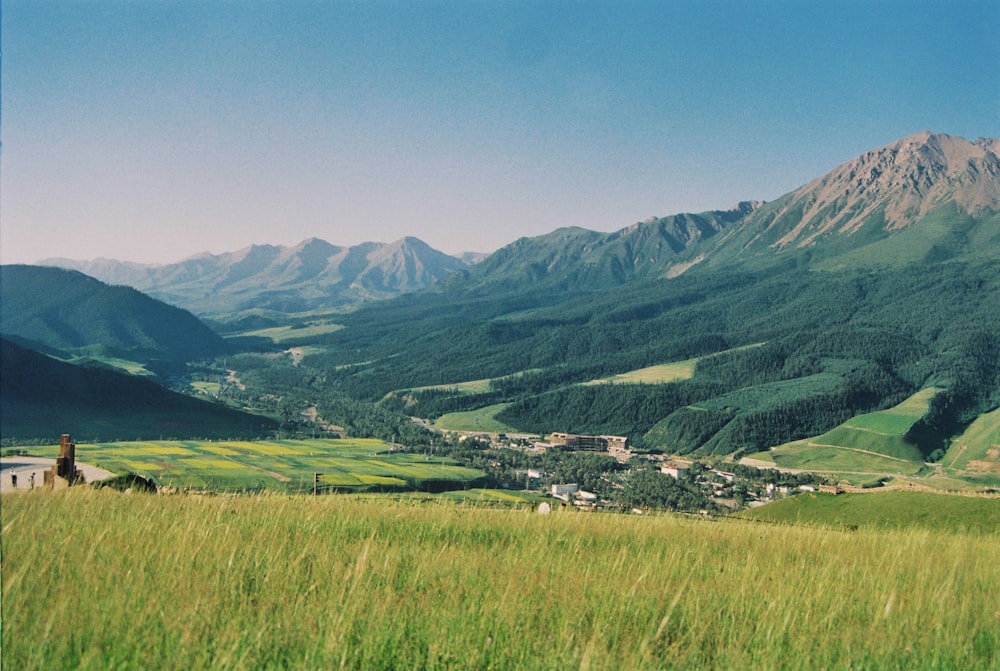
[2,0,998,264]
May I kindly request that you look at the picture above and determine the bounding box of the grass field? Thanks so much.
[2,490,997,670]
[942,407,1000,475]
[239,322,344,343]
[433,403,518,433]
[23,438,486,493]
[584,358,698,385]
[737,490,1000,534]
[408,369,545,395]
[766,388,939,473]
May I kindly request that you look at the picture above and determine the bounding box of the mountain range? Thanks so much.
[444,132,999,293]
[42,132,999,314]
[45,236,473,318]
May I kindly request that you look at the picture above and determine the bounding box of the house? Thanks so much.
[661,460,691,479]
[550,483,579,501]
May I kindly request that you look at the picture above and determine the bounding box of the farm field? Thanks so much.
[21,438,486,493]
[239,322,344,344]
[2,490,997,670]
[762,388,939,474]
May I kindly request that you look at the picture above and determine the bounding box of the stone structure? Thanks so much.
[44,434,83,489]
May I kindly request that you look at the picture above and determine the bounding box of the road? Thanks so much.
[0,456,116,493]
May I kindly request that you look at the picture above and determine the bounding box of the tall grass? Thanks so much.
[2,490,998,670]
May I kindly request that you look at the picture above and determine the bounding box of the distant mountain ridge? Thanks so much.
[44,237,472,317]
[41,131,1000,310]
[685,131,1000,271]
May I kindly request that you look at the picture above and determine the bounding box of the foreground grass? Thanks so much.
[3,490,998,670]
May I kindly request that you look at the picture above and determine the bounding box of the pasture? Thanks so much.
[738,490,1000,534]
[22,438,486,493]
[2,490,997,670]
[764,388,939,474]
[432,403,517,433]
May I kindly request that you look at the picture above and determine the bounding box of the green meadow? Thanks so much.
[2,490,997,670]
[762,388,939,474]
[24,438,486,493]
[584,358,698,385]
[432,403,517,433]
[942,408,1000,485]
[738,490,1000,534]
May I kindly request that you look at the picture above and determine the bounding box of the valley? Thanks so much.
[2,131,999,671]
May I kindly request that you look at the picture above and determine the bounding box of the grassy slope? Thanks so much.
[2,491,997,670]
[738,490,1000,534]
[943,407,1000,473]
[433,403,517,433]
[766,388,938,473]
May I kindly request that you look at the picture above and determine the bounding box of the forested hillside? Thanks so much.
[289,257,999,457]
[0,265,230,367]
[0,338,277,443]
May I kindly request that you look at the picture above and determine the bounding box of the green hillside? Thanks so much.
[762,388,939,473]
[0,265,230,367]
[0,339,276,443]
[941,408,1000,484]
[738,490,1000,534]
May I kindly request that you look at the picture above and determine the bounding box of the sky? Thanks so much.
[2,1,998,265]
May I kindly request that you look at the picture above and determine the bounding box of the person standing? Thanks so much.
[10,471,17,489]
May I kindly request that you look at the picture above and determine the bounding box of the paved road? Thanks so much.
[0,456,116,493]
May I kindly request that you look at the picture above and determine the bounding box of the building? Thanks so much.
[548,432,629,452]
[660,460,692,479]
[550,483,579,501]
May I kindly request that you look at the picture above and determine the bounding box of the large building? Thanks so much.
[548,432,628,451]
[547,432,633,463]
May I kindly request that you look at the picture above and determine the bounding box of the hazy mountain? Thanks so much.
[0,265,229,365]
[450,202,762,294]
[0,338,277,442]
[44,237,471,317]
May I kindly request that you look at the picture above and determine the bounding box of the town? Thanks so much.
[405,430,826,513]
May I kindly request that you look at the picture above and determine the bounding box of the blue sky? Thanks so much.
[2,0,998,264]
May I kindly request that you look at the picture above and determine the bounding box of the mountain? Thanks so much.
[440,203,761,295]
[448,132,998,292]
[0,338,277,442]
[45,237,471,318]
[686,131,1000,271]
[0,265,229,366]
[296,131,1000,461]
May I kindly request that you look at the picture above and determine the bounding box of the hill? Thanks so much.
[0,265,230,368]
[0,338,277,443]
[44,236,470,318]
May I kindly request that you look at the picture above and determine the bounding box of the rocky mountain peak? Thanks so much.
[770,131,1000,248]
